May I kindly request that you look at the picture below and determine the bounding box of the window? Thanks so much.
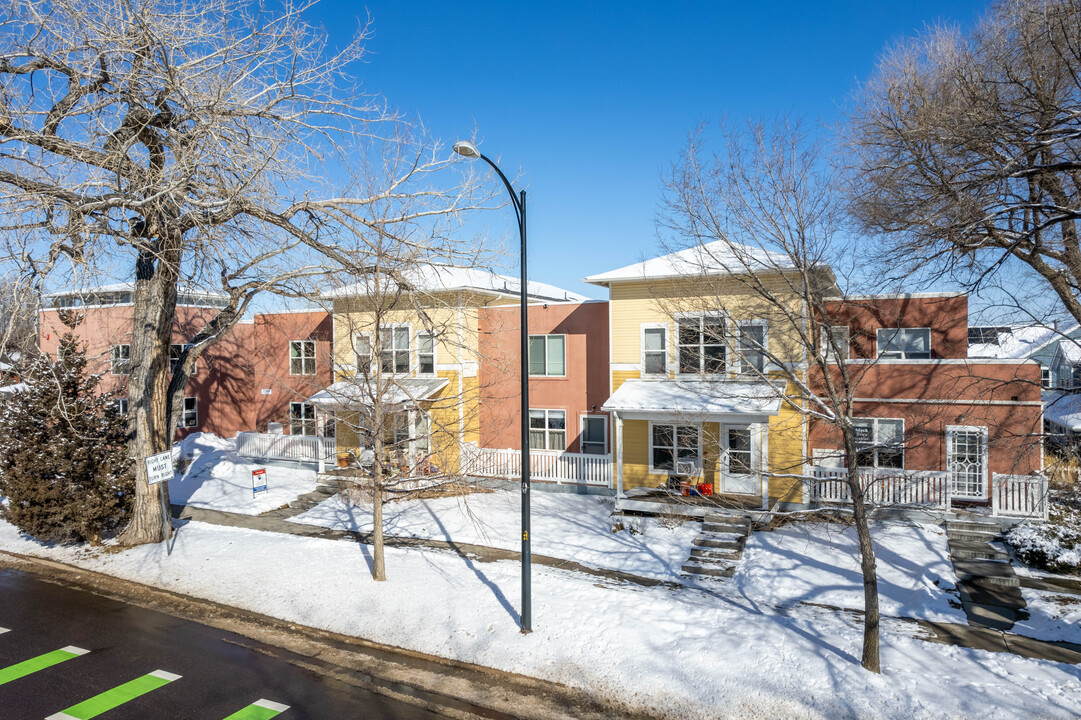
[380,326,410,374]
[417,333,436,375]
[529,409,566,450]
[853,418,904,469]
[968,326,1009,346]
[290,340,316,375]
[1071,364,1081,389]
[581,415,607,455]
[727,427,752,474]
[354,334,371,374]
[821,325,850,361]
[528,335,566,376]
[738,321,767,374]
[290,402,317,436]
[876,328,931,360]
[178,397,197,428]
[169,344,196,374]
[678,315,726,374]
[643,326,667,375]
[115,398,128,415]
[1042,366,1052,389]
[650,423,700,474]
[110,344,131,375]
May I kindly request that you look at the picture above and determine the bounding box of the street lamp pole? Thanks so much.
[453,141,531,633]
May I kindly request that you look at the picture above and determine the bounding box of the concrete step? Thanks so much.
[946,519,1001,534]
[703,514,752,527]
[312,485,338,495]
[961,599,1019,631]
[682,562,734,578]
[958,582,1026,610]
[948,529,1001,543]
[953,559,1020,588]
[702,521,750,536]
[689,547,740,561]
[948,539,1009,562]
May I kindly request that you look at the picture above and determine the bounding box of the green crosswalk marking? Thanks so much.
[46,669,181,720]
[0,646,88,686]
[222,698,291,719]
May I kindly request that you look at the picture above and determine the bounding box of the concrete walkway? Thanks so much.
[172,503,1081,666]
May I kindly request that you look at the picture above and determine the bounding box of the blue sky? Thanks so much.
[308,1,989,301]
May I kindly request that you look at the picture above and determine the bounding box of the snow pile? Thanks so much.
[0,518,1078,719]
[1013,588,1081,645]
[169,433,318,515]
[1006,489,1081,575]
[289,490,699,581]
[734,521,965,623]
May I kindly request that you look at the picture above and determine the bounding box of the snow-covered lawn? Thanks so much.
[289,489,700,581]
[0,518,1078,720]
[735,521,966,623]
[1014,588,1081,645]
[170,433,317,515]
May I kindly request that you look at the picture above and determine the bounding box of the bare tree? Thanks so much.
[0,0,489,544]
[847,0,1081,321]
[659,120,890,672]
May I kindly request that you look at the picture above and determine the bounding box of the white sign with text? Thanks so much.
[144,451,173,485]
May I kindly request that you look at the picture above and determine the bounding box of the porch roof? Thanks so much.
[1044,390,1081,431]
[307,377,448,411]
[601,378,783,421]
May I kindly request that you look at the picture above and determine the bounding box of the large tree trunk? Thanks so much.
[119,237,181,546]
[843,427,881,673]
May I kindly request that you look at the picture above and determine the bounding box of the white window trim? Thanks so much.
[116,398,129,415]
[178,396,198,429]
[169,343,196,375]
[640,322,670,377]
[379,323,412,376]
[528,334,567,378]
[875,327,932,360]
[416,331,437,376]
[580,413,608,455]
[353,332,372,376]
[946,425,989,499]
[736,319,769,375]
[529,408,567,451]
[674,311,729,376]
[289,401,318,436]
[289,339,317,376]
[110,344,131,376]
[853,417,906,470]
[648,420,702,476]
[821,325,850,361]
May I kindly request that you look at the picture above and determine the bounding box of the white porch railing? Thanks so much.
[463,446,612,486]
[236,431,336,472]
[991,473,1049,520]
[804,466,951,510]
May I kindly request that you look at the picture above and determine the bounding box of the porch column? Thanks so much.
[614,411,624,497]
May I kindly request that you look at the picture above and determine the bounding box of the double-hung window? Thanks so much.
[821,325,850,361]
[178,397,198,428]
[354,334,371,375]
[678,315,726,374]
[115,398,129,415]
[169,344,196,374]
[290,401,317,436]
[528,335,566,376]
[643,327,667,375]
[1042,366,1052,389]
[853,418,904,469]
[110,344,131,375]
[417,333,436,375]
[580,415,607,455]
[290,340,316,375]
[380,326,410,374]
[651,423,700,474]
[528,409,566,450]
[876,328,931,360]
[737,320,767,374]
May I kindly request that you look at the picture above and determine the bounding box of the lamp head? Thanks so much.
[452,141,481,159]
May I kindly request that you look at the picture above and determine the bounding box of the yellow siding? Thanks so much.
[612,370,640,393]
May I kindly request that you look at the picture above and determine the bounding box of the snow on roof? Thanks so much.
[1044,391,1081,432]
[969,323,1080,360]
[323,264,591,303]
[583,240,795,286]
[601,378,783,418]
[307,378,449,410]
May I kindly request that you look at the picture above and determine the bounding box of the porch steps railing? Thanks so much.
[236,431,336,472]
[463,445,612,486]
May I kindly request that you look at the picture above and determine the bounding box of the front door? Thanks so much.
[947,425,988,499]
[722,424,759,495]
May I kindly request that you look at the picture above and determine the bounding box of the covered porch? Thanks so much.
[602,378,783,514]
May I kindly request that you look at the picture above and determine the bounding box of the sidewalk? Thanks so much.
[173,503,1081,667]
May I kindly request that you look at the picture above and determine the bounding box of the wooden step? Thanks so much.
[689,547,740,561]
[681,562,734,578]
[702,521,750,536]
[694,535,745,550]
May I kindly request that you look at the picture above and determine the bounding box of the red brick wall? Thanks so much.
[825,294,969,359]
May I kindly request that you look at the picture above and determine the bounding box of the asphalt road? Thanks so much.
[0,568,447,720]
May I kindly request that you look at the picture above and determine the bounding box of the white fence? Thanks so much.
[463,446,612,486]
[804,467,951,510]
[992,474,1050,520]
[236,432,336,472]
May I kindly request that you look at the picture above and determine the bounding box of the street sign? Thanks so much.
[144,451,173,485]
[252,468,268,496]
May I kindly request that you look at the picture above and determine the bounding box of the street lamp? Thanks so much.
[453,140,532,634]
